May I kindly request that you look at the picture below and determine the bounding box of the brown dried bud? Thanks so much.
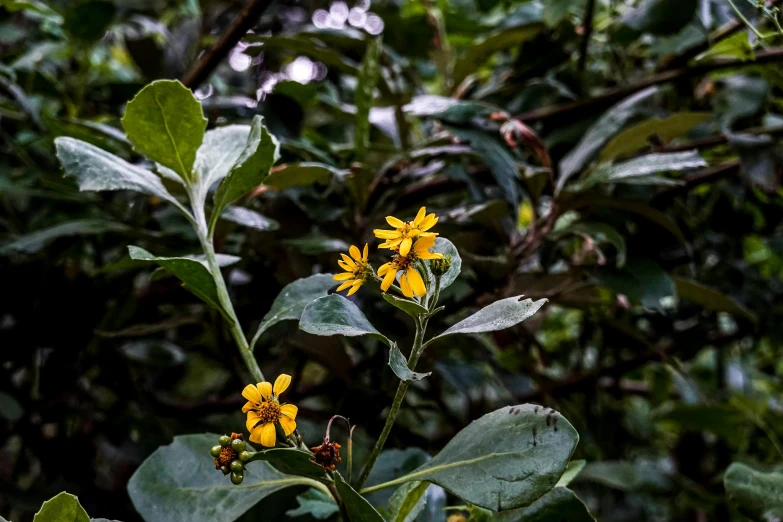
[310,440,343,471]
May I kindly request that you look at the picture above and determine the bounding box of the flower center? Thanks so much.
[392,252,417,269]
[218,447,237,466]
[256,401,282,424]
[399,222,419,238]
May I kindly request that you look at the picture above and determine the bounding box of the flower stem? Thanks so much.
[190,190,264,383]
[356,316,428,488]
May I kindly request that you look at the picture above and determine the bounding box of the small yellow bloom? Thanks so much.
[242,374,298,447]
[334,244,372,296]
[377,236,443,298]
[374,207,438,257]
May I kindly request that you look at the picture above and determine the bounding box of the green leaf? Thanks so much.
[264,162,343,190]
[404,95,495,125]
[364,404,578,511]
[556,459,586,487]
[654,403,748,440]
[335,472,385,522]
[364,448,432,509]
[542,0,581,27]
[212,116,278,218]
[63,0,115,42]
[122,80,207,183]
[32,492,90,522]
[128,246,225,315]
[453,23,543,85]
[674,277,758,324]
[355,37,382,157]
[696,32,755,62]
[578,459,673,492]
[425,238,462,290]
[597,258,675,312]
[119,339,186,367]
[617,0,698,38]
[447,127,520,204]
[599,113,711,162]
[245,448,326,479]
[194,124,252,190]
[220,206,280,232]
[286,489,339,519]
[54,137,184,210]
[724,462,783,522]
[729,133,781,192]
[300,294,391,346]
[251,274,336,348]
[389,342,431,382]
[493,487,595,522]
[382,294,429,316]
[587,151,705,187]
[0,219,130,256]
[387,482,429,522]
[558,87,659,191]
[429,297,547,344]
[244,34,360,75]
[127,434,322,522]
[560,222,626,267]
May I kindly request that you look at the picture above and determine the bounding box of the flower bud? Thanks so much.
[230,460,244,473]
[429,255,452,277]
[231,439,246,453]
[239,450,253,462]
[218,435,232,447]
[230,471,244,485]
[210,445,222,458]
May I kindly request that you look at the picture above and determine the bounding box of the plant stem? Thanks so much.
[356,316,428,488]
[190,192,265,383]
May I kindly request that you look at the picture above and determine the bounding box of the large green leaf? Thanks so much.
[558,87,659,191]
[492,487,595,522]
[300,294,391,346]
[428,297,547,345]
[382,294,430,316]
[363,405,578,511]
[387,482,429,522]
[63,0,115,42]
[128,246,225,315]
[127,434,324,522]
[724,462,783,522]
[33,492,90,522]
[453,23,543,85]
[0,219,130,256]
[122,80,207,183]
[334,472,385,522]
[212,116,278,219]
[355,37,382,157]
[54,137,183,210]
[264,163,343,190]
[674,278,758,324]
[194,124,252,189]
[251,274,336,349]
[599,113,711,161]
[286,489,339,520]
[582,151,705,187]
[220,206,280,232]
[597,258,674,312]
[364,448,432,509]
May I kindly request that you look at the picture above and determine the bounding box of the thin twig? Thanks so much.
[181,0,274,89]
[577,0,597,73]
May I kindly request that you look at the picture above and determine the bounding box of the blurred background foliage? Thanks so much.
[2,0,783,520]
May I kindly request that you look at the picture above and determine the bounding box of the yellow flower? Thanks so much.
[242,374,298,447]
[377,236,443,298]
[334,244,372,296]
[374,207,438,257]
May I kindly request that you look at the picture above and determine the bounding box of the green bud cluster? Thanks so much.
[430,255,452,276]
[210,433,254,485]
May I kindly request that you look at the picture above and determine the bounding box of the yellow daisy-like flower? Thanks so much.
[374,207,438,257]
[334,244,373,296]
[242,374,298,447]
[377,236,443,298]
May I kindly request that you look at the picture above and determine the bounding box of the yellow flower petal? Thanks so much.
[334,272,354,281]
[280,403,298,419]
[340,254,357,269]
[379,239,402,249]
[413,207,426,226]
[400,273,413,297]
[386,216,405,228]
[418,251,443,260]
[349,245,362,261]
[242,401,255,413]
[336,280,355,292]
[279,415,297,436]
[413,235,435,252]
[258,381,272,399]
[406,267,427,297]
[274,374,292,396]
[419,214,438,231]
[378,262,391,276]
[399,237,412,256]
[374,229,401,239]
[338,261,352,271]
[381,267,398,291]
[252,422,277,447]
[362,243,368,261]
[242,384,262,403]
[347,280,363,296]
[246,411,262,431]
